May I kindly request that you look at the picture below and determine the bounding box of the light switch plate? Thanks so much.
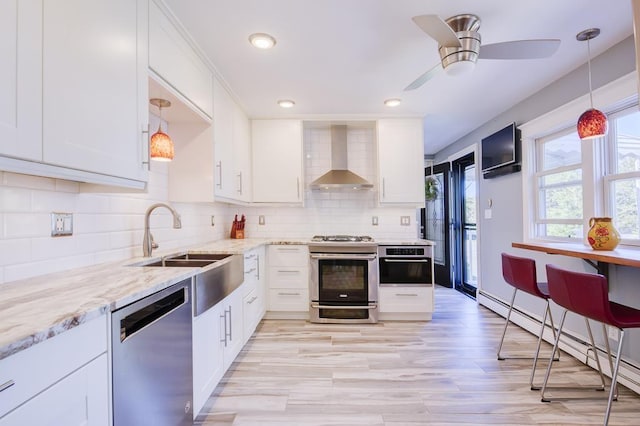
[51,212,73,237]
[258,215,266,225]
[400,216,410,226]
[372,216,378,226]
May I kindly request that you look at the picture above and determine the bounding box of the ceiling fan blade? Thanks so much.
[412,15,462,48]
[404,63,442,91]
[479,39,561,60]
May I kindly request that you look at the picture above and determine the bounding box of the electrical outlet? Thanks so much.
[372,216,378,226]
[608,325,619,341]
[211,215,215,227]
[258,215,266,225]
[400,216,410,226]
[51,212,73,237]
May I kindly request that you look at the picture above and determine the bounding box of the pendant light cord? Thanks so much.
[587,37,594,109]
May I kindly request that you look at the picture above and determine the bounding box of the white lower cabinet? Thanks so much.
[192,301,224,418]
[0,316,108,425]
[266,245,309,319]
[192,284,245,418]
[379,285,434,320]
[242,247,266,344]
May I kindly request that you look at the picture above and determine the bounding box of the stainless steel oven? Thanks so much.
[309,236,378,323]
[378,245,433,286]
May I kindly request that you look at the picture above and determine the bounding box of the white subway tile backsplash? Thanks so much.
[4,213,51,238]
[0,238,31,266]
[0,187,31,212]
[3,172,56,191]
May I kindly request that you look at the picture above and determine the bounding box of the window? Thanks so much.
[605,106,640,244]
[534,129,584,240]
[522,72,638,246]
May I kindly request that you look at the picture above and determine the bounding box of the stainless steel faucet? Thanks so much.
[143,203,182,257]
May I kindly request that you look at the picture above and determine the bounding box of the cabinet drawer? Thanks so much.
[0,315,107,418]
[268,245,308,266]
[243,288,262,342]
[379,286,433,313]
[268,288,309,312]
[268,267,308,289]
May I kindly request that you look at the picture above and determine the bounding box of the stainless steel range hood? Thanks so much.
[310,125,374,190]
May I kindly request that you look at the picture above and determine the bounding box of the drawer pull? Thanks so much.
[0,380,15,393]
[278,292,301,296]
[311,303,378,310]
[276,247,300,252]
[396,293,418,297]
[247,296,258,304]
[277,270,299,274]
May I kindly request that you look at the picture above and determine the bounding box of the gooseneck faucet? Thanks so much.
[143,203,182,257]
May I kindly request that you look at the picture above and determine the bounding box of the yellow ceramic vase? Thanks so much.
[587,217,620,250]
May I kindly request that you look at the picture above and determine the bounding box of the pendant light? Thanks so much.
[576,28,608,140]
[149,98,174,161]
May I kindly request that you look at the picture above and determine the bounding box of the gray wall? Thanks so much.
[433,36,640,363]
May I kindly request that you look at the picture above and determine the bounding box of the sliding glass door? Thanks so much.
[452,153,477,297]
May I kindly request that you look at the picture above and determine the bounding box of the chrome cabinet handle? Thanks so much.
[141,124,150,170]
[396,293,418,297]
[219,312,227,346]
[310,303,377,310]
[256,255,260,279]
[237,172,243,194]
[247,296,258,304]
[278,292,301,296]
[382,259,430,263]
[227,306,232,342]
[297,177,300,199]
[216,161,222,188]
[277,269,300,274]
[0,380,15,393]
[382,177,386,199]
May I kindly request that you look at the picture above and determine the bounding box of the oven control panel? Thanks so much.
[378,245,433,258]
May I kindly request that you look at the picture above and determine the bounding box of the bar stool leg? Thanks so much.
[530,300,559,390]
[604,329,625,426]
[584,318,607,391]
[541,309,567,402]
[497,288,518,360]
[601,324,618,401]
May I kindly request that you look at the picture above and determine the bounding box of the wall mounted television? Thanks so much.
[481,122,521,178]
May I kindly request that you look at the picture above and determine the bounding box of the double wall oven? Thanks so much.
[309,235,379,323]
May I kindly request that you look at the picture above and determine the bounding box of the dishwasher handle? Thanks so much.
[120,286,188,342]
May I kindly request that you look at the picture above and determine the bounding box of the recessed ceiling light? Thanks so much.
[384,98,401,107]
[249,33,276,49]
[277,99,295,108]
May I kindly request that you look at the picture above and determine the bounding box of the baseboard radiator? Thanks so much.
[478,290,640,395]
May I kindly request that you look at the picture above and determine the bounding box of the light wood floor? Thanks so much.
[196,287,640,425]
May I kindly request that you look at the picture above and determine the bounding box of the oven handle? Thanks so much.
[381,258,430,263]
[310,303,378,310]
[310,253,377,260]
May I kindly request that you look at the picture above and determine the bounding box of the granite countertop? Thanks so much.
[0,236,432,360]
[0,238,271,361]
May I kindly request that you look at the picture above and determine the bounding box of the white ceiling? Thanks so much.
[162,0,634,155]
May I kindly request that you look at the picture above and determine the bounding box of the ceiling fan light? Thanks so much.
[577,108,608,140]
[443,60,475,76]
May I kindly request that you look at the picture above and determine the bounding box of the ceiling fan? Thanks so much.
[405,13,561,91]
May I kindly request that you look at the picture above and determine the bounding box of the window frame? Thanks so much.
[520,72,638,245]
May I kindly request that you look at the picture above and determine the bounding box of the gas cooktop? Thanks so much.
[311,235,375,242]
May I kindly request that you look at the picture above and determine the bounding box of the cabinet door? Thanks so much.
[221,288,244,371]
[377,119,425,204]
[0,0,41,161]
[213,77,235,199]
[252,120,303,203]
[192,303,224,418]
[233,102,252,202]
[41,0,148,182]
[0,354,109,426]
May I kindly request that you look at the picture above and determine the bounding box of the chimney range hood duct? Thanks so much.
[310,125,374,191]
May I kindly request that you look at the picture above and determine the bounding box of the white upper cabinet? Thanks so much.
[0,0,42,162]
[252,120,303,203]
[377,118,425,205]
[41,0,149,184]
[0,0,148,188]
[149,0,213,119]
[213,77,252,203]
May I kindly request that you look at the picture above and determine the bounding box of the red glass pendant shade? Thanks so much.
[577,108,608,140]
[150,126,174,161]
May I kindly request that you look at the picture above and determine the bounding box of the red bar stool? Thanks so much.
[498,253,558,390]
[542,264,640,426]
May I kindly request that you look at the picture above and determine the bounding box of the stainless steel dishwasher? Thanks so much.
[111,278,193,426]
